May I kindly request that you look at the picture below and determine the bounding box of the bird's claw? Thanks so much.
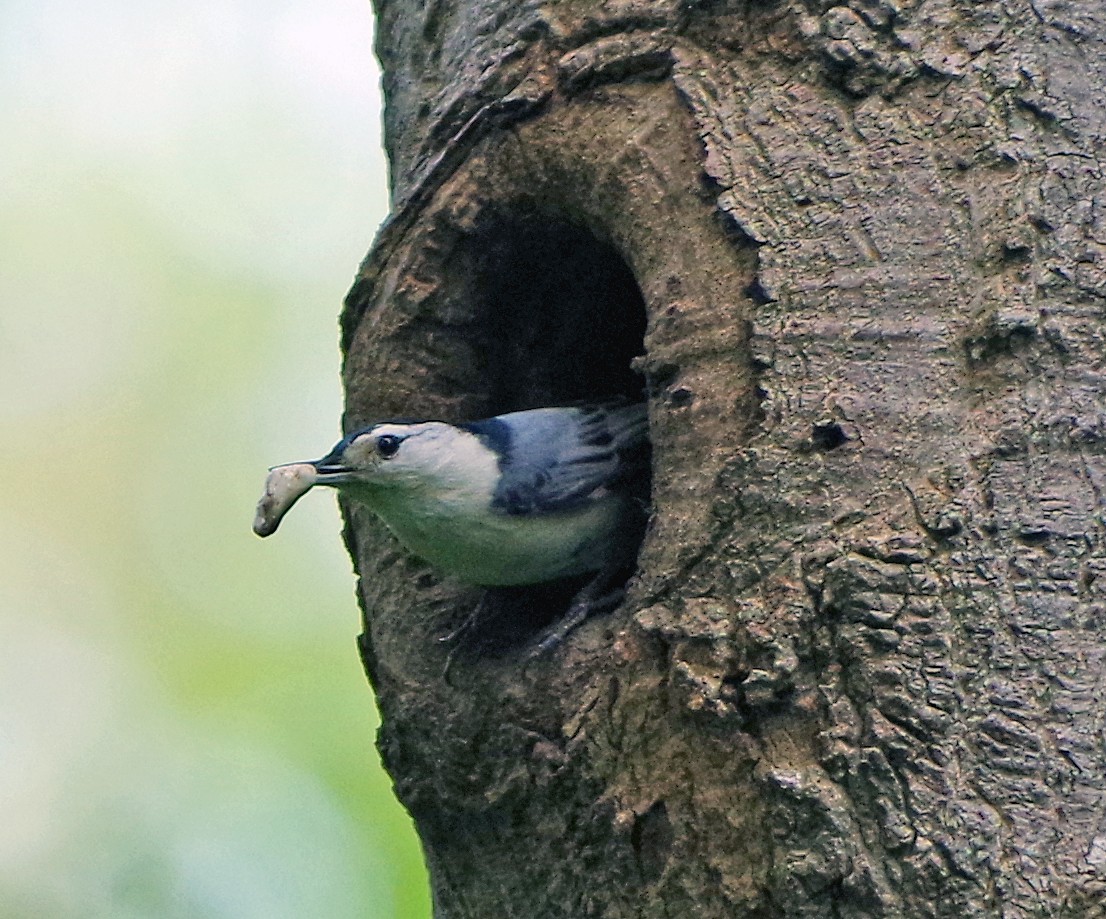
[526,585,625,661]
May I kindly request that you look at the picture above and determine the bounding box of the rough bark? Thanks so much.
[341,1,1106,916]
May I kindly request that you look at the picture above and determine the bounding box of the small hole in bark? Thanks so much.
[666,386,695,408]
[811,419,848,451]
[454,208,651,643]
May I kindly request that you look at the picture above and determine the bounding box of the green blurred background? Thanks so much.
[0,0,431,916]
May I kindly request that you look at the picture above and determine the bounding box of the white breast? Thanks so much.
[370,492,628,586]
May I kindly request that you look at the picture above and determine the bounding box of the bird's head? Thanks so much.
[311,421,488,493]
[310,423,410,486]
[253,420,499,537]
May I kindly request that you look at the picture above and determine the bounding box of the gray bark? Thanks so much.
[341,1,1106,916]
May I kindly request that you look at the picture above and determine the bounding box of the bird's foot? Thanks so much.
[528,584,625,659]
[441,595,493,685]
[438,596,488,646]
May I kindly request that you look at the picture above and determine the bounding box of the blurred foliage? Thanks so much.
[0,1,430,916]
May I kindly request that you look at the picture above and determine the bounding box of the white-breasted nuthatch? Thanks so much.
[254,402,650,591]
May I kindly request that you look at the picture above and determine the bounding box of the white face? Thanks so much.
[311,419,504,520]
[316,421,487,494]
[322,422,430,483]
[337,423,418,475]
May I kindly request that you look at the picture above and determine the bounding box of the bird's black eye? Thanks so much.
[376,434,402,458]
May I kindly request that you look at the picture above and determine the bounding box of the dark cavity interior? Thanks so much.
[461,211,647,411]
[450,210,652,654]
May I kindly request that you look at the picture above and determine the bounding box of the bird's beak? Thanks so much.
[307,449,353,485]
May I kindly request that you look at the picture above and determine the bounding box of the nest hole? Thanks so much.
[462,211,647,410]
[453,210,651,647]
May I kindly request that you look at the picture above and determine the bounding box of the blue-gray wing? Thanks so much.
[463,403,649,516]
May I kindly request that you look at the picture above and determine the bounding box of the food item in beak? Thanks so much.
[253,463,318,537]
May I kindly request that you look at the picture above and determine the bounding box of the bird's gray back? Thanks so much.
[463,403,649,516]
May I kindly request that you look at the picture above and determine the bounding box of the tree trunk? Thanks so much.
[342,1,1106,916]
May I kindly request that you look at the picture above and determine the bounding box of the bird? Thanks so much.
[254,402,650,644]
